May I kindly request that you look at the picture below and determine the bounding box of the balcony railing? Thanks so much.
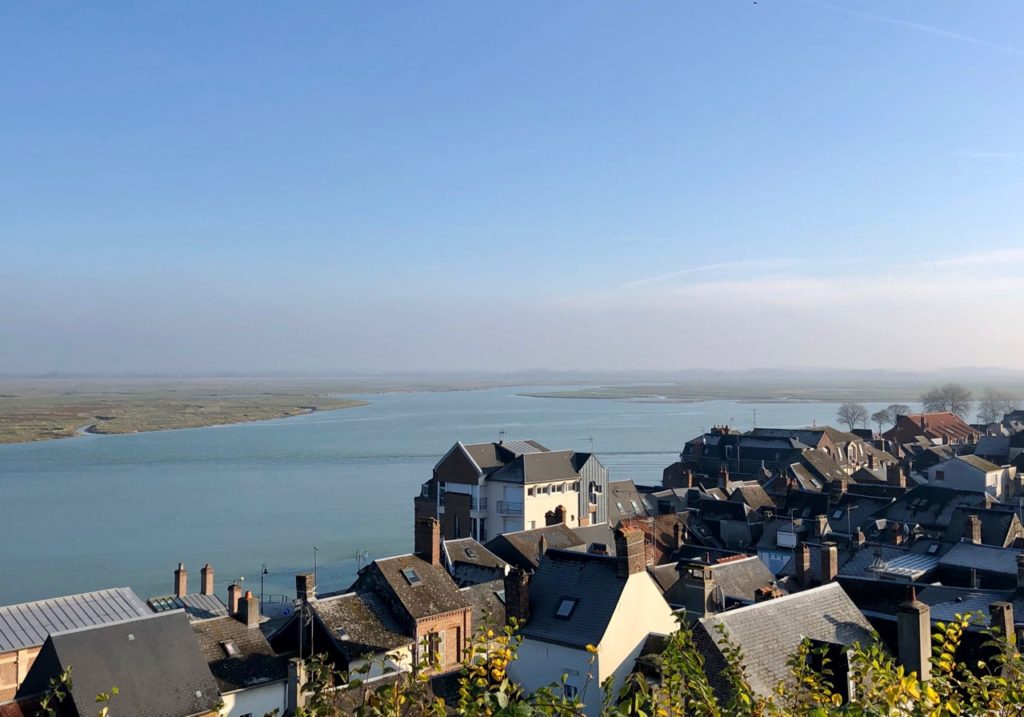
[496,500,523,516]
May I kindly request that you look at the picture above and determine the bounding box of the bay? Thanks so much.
[0,387,914,605]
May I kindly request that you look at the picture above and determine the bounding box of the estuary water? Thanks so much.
[0,387,912,605]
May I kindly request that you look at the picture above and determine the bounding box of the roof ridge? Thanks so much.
[0,586,138,613]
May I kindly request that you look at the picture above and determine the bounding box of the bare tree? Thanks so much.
[920,383,973,420]
[886,404,911,421]
[976,387,1020,424]
[837,402,868,431]
[870,409,889,434]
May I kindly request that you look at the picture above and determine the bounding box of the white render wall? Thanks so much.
[511,640,597,715]
[219,680,287,717]
[928,458,1001,497]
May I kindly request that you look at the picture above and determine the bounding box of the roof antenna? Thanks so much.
[498,430,506,444]
[581,436,595,452]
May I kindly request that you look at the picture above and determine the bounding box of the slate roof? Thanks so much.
[0,587,152,653]
[460,580,506,634]
[917,585,1020,625]
[942,507,1021,548]
[976,437,1011,462]
[148,593,228,621]
[608,480,650,524]
[489,450,581,484]
[310,591,412,661]
[939,543,1019,576]
[571,523,618,556]
[779,543,938,583]
[444,538,508,587]
[695,583,873,698]
[359,555,470,623]
[519,549,631,649]
[191,616,287,694]
[18,611,221,717]
[653,556,779,605]
[485,524,583,570]
[871,485,994,531]
[728,482,775,512]
[957,454,1002,472]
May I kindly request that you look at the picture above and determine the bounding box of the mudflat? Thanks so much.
[0,378,374,444]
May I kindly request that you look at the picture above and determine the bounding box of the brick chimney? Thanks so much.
[414,516,441,567]
[287,658,308,715]
[920,415,928,431]
[200,563,214,596]
[967,514,982,545]
[240,590,260,628]
[673,522,684,549]
[813,515,828,538]
[504,568,530,625]
[296,572,315,602]
[887,464,906,488]
[174,563,187,598]
[990,601,1015,645]
[820,542,838,584]
[897,595,931,681]
[795,543,811,589]
[614,527,646,578]
[538,534,548,559]
[682,564,717,618]
[227,583,242,615]
[718,465,731,493]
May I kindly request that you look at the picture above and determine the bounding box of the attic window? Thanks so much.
[402,568,422,586]
[615,501,624,513]
[555,598,578,619]
[927,543,940,555]
[221,640,240,658]
[630,500,641,513]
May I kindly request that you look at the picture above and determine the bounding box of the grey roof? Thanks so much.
[696,583,873,698]
[444,538,508,588]
[939,543,1020,575]
[653,556,779,605]
[489,450,581,485]
[942,507,1021,547]
[519,549,632,649]
[608,480,649,524]
[460,580,506,634]
[917,585,1019,625]
[571,523,618,556]
[958,454,1002,472]
[976,436,1011,461]
[485,524,583,570]
[191,616,287,694]
[311,591,412,660]
[18,611,221,717]
[148,593,228,621]
[0,587,152,653]
[728,483,775,512]
[780,543,938,583]
[872,485,994,531]
[357,554,469,623]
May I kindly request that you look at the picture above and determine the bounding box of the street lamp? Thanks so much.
[260,563,268,611]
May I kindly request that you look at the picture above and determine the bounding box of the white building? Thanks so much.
[927,454,1017,498]
[416,440,609,542]
[507,528,677,717]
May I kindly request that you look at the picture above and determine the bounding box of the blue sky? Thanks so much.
[2,1,1023,373]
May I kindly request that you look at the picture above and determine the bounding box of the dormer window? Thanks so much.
[555,598,578,619]
[402,568,422,586]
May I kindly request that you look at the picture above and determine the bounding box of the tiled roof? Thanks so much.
[0,587,151,653]
[695,583,873,698]
[519,549,631,649]
[312,591,412,660]
[191,615,287,694]
[18,611,221,717]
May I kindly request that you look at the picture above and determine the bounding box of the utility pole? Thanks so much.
[260,563,268,612]
[313,546,319,589]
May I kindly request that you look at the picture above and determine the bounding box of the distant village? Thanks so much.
[3,394,1024,716]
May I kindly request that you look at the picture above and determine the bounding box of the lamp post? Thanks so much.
[260,563,268,611]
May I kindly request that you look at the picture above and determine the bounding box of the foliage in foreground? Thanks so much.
[288,611,1024,717]
[38,611,1024,716]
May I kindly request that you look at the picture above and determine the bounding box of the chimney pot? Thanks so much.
[968,514,982,545]
[227,583,242,615]
[614,527,645,578]
[174,563,188,598]
[240,590,260,628]
[897,598,931,681]
[200,563,214,596]
[795,543,812,589]
[296,572,316,602]
[414,516,442,568]
[820,542,839,584]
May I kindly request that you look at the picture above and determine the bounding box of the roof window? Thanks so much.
[465,547,478,559]
[402,568,422,586]
[555,598,578,619]
[221,640,240,658]
[336,627,351,641]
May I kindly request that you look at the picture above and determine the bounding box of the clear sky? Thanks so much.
[2,1,1023,374]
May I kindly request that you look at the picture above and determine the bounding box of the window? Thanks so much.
[935,470,945,481]
[832,509,844,520]
[563,684,579,699]
[454,515,461,538]
[336,627,351,641]
[630,500,641,513]
[465,547,478,559]
[528,487,535,496]
[615,501,624,513]
[402,568,422,586]
[439,481,446,505]
[221,640,240,658]
[927,543,940,555]
[555,598,578,619]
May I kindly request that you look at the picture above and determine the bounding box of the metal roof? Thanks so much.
[870,552,939,579]
[148,593,228,620]
[0,586,151,652]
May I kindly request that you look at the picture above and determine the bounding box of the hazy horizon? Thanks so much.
[4,2,1024,375]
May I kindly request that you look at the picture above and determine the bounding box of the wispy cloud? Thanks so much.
[916,247,1024,270]
[620,259,795,290]
[801,0,1024,58]
[955,151,1024,160]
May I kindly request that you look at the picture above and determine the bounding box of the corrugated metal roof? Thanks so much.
[148,593,228,620]
[872,553,939,579]
[0,587,151,652]
[500,440,546,456]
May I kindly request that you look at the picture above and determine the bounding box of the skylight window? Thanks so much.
[402,568,422,586]
[336,627,351,641]
[221,640,240,658]
[832,509,844,519]
[465,547,478,559]
[555,598,578,619]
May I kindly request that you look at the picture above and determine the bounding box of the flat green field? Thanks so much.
[0,378,371,444]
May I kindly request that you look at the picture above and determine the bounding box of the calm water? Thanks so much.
[0,387,914,605]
